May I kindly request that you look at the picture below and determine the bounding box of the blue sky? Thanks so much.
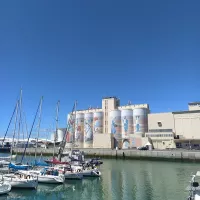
[0,0,199,138]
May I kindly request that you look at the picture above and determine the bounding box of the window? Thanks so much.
[149,129,173,133]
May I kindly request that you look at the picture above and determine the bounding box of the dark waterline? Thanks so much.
[0,154,198,200]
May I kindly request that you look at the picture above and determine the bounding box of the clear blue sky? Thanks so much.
[0,0,199,137]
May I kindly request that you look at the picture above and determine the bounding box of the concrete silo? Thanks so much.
[133,108,148,137]
[65,113,75,148]
[121,109,133,149]
[75,113,84,148]
[110,110,122,140]
[84,113,93,148]
[93,112,103,134]
[121,109,133,138]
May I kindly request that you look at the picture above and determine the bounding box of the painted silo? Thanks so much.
[57,129,65,143]
[75,113,84,148]
[93,112,103,134]
[121,109,133,138]
[66,114,75,148]
[133,108,148,137]
[110,110,122,140]
[84,113,93,148]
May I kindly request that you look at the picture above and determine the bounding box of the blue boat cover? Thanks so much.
[9,163,29,170]
[34,160,49,167]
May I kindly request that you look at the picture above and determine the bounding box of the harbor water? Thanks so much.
[0,158,198,200]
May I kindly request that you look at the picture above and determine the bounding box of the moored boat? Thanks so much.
[1,172,38,189]
[20,168,65,184]
[71,165,101,177]
[0,181,11,195]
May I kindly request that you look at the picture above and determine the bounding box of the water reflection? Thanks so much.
[0,159,198,199]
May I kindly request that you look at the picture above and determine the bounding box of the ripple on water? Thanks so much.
[1,157,198,200]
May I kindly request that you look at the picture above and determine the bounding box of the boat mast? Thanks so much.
[72,100,77,149]
[34,96,43,161]
[17,89,22,146]
[10,101,19,159]
[16,89,22,157]
[58,101,76,160]
[2,103,17,146]
[21,97,43,164]
[53,100,60,158]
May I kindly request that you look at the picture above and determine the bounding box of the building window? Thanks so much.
[149,129,173,133]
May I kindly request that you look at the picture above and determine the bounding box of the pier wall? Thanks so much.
[13,148,200,162]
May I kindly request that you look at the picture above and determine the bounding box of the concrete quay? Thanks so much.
[12,148,200,162]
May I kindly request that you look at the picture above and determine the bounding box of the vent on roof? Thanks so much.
[157,121,162,127]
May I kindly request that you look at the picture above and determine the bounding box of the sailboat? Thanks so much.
[3,94,41,189]
[20,100,65,184]
[2,171,38,189]
[9,91,35,171]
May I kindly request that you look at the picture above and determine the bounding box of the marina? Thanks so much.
[0,155,197,200]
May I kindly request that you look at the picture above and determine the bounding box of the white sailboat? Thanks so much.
[19,168,65,184]
[0,178,11,195]
[1,172,38,189]
[71,165,101,177]
[53,165,83,180]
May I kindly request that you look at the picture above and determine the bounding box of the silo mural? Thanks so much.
[84,113,93,148]
[110,110,122,140]
[121,109,133,138]
[133,108,148,136]
[93,112,103,134]
[66,114,75,148]
[75,113,84,148]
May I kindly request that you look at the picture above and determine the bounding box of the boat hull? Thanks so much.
[82,169,101,177]
[19,170,65,184]
[0,183,11,195]
[64,173,83,180]
[4,178,38,189]
[37,175,65,184]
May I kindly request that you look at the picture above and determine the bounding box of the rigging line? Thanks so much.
[34,96,43,161]
[2,102,17,146]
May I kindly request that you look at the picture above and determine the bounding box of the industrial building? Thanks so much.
[55,98,200,150]
[147,102,200,149]
[64,97,150,149]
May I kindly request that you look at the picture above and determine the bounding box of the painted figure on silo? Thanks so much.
[84,119,93,141]
[94,117,100,133]
[75,118,84,142]
[135,116,140,132]
[66,116,75,142]
[123,116,128,135]
[111,118,117,134]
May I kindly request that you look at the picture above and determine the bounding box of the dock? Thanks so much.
[12,148,200,162]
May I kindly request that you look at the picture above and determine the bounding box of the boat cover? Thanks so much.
[9,163,29,170]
